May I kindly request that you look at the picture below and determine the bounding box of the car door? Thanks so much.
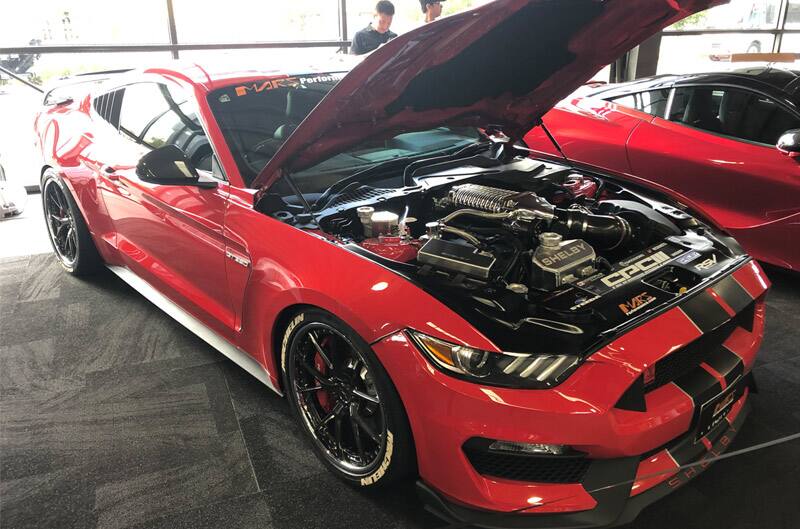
[625,84,800,265]
[98,81,238,336]
[527,96,649,176]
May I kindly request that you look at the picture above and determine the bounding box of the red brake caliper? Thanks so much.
[315,336,333,412]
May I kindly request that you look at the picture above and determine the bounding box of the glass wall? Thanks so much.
[1,0,170,47]
[171,0,341,43]
[658,0,800,74]
[346,0,492,35]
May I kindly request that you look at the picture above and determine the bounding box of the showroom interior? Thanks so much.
[1,1,799,528]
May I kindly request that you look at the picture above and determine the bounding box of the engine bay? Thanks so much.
[260,155,747,355]
[309,159,713,292]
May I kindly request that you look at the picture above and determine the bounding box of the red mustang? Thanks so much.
[525,69,800,271]
[34,0,769,527]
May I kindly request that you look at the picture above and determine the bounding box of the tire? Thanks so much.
[280,308,416,488]
[41,169,102,276]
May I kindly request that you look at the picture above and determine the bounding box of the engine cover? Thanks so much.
[531,233,595,290]
[418,238,496,279]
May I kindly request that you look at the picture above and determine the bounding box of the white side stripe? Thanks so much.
[107,265,282,396]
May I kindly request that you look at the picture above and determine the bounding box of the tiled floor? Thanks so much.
[1,254,799,529]
[0,195,52,259]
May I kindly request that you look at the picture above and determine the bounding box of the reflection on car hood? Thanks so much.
[251,0,726,190]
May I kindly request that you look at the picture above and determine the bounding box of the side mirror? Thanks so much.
[136,145,217,188]
[776,129,800,158]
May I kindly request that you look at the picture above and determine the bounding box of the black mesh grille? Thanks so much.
[646,317,739,391]
[463,441,591,483]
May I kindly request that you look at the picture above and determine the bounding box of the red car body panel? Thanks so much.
[526,97,800,270]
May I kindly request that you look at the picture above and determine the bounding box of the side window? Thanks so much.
[718,89,800,145]
[118,82,216,174]
[669,86,800,145]
[668,87,722,133]
[118,83,170,139]
[609,94,636,109]
[638,89,670,117]
[609,89,670,117]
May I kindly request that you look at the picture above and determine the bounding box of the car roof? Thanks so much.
[70,55,359,96]
[178,55,360,91]
[587,67,800,102]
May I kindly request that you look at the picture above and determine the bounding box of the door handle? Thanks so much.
[102,165,120,181]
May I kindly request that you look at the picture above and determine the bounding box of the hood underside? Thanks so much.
[251,0,725,189]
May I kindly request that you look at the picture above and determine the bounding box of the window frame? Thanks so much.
[113,81,228,182]
[607,87,672,118]
[662,83,800,148]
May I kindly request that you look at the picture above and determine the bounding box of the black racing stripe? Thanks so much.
[674,366,723,410]
[670,402,733,465]
[705,346,744,388]
[680,290,731,333]
[669,369,741,465]
[713,275,753,313]
[668,432,708,465]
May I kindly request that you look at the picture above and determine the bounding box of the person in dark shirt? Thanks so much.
[419,0,445,23]
[350,1,397,55]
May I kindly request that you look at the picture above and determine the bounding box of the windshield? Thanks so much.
[289,126,481,197]
[207,73,481,190]
[208,73,344,186]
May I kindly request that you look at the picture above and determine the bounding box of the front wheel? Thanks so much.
[281,309,416,488]
[41,170,101,275]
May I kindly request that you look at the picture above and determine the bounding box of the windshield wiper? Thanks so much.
[401,140,496,185]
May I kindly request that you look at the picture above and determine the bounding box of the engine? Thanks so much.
[416,183,640,292]
[300,166,700,296]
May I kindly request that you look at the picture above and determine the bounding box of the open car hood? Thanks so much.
[251,0,724,190]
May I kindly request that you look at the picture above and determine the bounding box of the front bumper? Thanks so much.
[416,389,751,529]
[371,261,769,525]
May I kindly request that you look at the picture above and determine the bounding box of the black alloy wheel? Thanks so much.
[41,170,101,275]
[291,323,386,473]
[282,309,416,487]
[44,178,78,265]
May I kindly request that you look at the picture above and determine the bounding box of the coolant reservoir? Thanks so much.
[370,211,399,236]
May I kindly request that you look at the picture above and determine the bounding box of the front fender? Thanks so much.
[228,210,497,386]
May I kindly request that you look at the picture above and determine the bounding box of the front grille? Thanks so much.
[645,317,739,391]
[463,440,591,484]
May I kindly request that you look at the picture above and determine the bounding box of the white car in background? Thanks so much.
[0,156,26,218]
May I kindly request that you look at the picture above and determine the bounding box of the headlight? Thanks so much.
[407,330,580,389]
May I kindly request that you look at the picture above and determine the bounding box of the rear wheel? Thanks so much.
[41,170,102,275]
[281,309,416,488]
